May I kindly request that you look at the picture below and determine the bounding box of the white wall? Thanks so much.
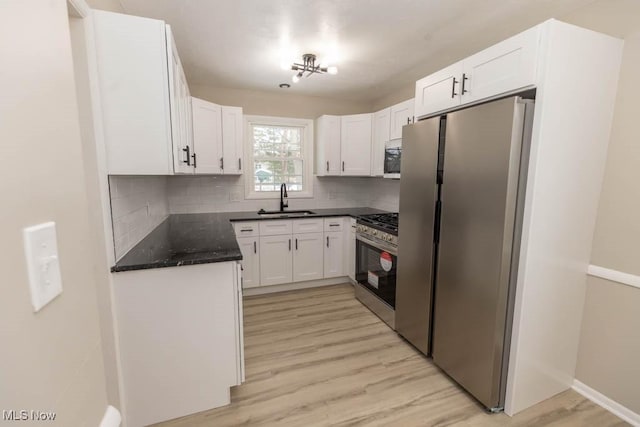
[0,1,108,425]
[109,176,169,259]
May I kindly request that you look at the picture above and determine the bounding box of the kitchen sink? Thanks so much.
[257,209,315,218]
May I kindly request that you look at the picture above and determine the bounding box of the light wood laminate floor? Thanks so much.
[155,284,626,427]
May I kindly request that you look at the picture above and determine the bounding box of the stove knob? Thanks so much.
[373,230,378,237]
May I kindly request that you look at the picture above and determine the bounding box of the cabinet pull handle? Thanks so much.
[240,228,253,232]
[329,223,339,227]
[326,161,329,172]
[220,157,224,170]
[461,73,468,95]
[326,236,329,248]
[192,152,197,168]
[183,146,191,165]
[295,238,298,250]
[238,158,242,170]
[451,77,458,98]
[342,161,345,172]
[253,241,256,254]
[289,239,291,251]
[407,117,410,125]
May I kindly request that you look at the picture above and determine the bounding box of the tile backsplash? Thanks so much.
[167,175,400,214]
[109,176,168,260]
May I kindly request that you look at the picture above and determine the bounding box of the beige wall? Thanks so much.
[0,1,108,425]
[86,0,124,13]
[191,85,372,119]
[562,0,640,414]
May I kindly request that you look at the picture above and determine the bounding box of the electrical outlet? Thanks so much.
[23,222,63,312]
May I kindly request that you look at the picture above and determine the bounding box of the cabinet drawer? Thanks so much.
[324,217,344,232]
[259,220,293,236]
[292,218,323,234]
[233,221,259,237]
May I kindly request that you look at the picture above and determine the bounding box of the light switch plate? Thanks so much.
[23,222,63,312]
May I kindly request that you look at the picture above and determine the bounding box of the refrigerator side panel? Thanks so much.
[432,96,526,409]
[395,118,441,355]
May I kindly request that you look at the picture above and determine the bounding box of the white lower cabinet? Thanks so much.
[236,236,259,288]
[259,235,293,286]
[293,232,324,282]
[324,231,345,278]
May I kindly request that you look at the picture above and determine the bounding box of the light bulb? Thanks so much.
[292,74,300,83]
[327,66,338,75]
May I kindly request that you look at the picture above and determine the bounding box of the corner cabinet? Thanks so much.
[93,11,193,175]
[415,25,540,119]
[371,108,391,177]
[191,97,244,175]
[389,99,414,140]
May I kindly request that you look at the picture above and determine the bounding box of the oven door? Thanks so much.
[356,234,397,308]
[384,140,401,178]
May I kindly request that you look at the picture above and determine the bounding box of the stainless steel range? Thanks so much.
[354,213,398,329]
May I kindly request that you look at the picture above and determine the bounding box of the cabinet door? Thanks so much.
[462,26,539,104]
[414,61,463,120]
[222,106,244,175]
[347,220,356,281]
[324,231,345,278]
[191,97,223,174]
[259,235,292,286]
[341,113,372,176]
[389,99,414,140]
[93,11,173,175]
[293,233,324,282]
[167,25,193,174]
[315,115,342,176]
[371,108,390,177]
[236,237,260,288]
[233,262,245,384]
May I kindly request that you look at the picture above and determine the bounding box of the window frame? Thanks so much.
[244,115,314,200]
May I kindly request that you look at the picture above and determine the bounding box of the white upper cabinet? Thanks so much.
[221,106,244,175]
[315,115,342,176]
[167,25,193,174]
[191,97,223,174]
[371,108,390,177]
[415,25,540,119]
[340,113,372,176]
[389,99,414,140]
[191,98,244,175]
[92,11,191,175]
[415,62,464,120]
[462,26,540,104]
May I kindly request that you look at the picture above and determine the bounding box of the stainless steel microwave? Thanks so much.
[383,139,401,178]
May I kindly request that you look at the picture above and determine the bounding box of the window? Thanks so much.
[245,116,313,199]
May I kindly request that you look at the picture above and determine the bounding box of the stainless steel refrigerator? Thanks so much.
[395,95,534,411]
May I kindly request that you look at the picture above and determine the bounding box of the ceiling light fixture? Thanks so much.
[290,53,338,83]
[279,83,291,89]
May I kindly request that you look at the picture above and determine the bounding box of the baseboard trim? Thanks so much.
[587,265,640,290]
[572,380,640,426]
[243,277,350,296]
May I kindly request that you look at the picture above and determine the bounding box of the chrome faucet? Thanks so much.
[280,183,288,212]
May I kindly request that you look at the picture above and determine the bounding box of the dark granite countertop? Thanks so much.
[111,208,387,273]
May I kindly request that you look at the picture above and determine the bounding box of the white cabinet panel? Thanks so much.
[233,221,259,238]
[315,115,342,176]
[259,235,292,286]
[415,62,463,119]
[462,26,540,104]
[191,97,223,174]
[222,106,244,175]
[259,220,292,236]
[293,233,324,282]
[371,108,390,177]
[389,99,414,140]
[236,237,260,288]
[324,231,345,278]
[341,113,372,176]
[324,217,344,232]
[93,11,174,175]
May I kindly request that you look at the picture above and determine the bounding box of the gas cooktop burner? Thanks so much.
[357,212,399,235]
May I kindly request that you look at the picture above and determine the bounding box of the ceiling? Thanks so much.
[118,0,599,102]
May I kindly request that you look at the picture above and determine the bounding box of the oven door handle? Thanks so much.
[356,234,398,256]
